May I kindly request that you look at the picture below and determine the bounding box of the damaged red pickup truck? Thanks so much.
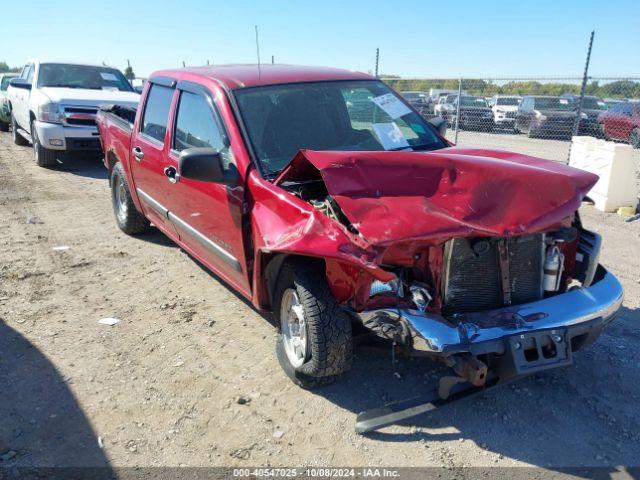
[97,65,623,429]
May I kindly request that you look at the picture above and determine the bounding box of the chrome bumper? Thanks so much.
[354,269,623,355]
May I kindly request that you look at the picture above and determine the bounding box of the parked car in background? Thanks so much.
[400,91,431,117]
[7,60,140,167]
[451,95,495,131]
[96,64,621,399]
[490,95,520,130]
[561,94,608,137]
[0,72,18,131]
[598,101,640,148]
[515,96,578,139]
[433,93,458,124]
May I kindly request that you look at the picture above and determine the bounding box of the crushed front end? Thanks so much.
[352,229,623,383]
[273,147,624,394]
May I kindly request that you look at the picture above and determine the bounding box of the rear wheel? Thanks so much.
[274,260,353,389]
[110,162,150,235]
[31,121,58,168]
[11,114,29,146]
[630,128,640,149]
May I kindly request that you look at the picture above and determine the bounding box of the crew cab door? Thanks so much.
[12,64,33,129]
[128,78,178,235]
[164,82,250,296]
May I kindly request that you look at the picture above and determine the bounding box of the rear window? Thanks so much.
[141,84,174,143]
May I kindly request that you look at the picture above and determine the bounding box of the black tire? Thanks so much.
[110,162,150,235]
[0,121,8,132]
[274,259,353,389]
[11,114,29,146]
[31,121,58,168]
[629,128,640,149]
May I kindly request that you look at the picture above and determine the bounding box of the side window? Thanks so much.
[19,65,28,79]
[173,90,234,169]
[174,91,225,151]
[25,65,34,84]
[141,84,174,143]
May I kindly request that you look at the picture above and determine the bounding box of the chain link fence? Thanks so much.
[386,77,640,167]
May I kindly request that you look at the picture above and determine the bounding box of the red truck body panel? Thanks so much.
[96,64,596,314]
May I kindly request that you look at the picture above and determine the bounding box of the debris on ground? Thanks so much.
[98,317,120,326]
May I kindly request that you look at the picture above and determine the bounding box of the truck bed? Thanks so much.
[96,105,137,171]
[97,104,137,132]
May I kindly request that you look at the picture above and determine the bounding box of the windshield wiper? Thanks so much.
[387,143,438,152]
[45,84,83,89]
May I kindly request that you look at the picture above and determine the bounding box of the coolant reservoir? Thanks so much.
[543,246,564,292]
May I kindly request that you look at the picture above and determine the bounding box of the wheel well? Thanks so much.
[106,151,119,183]
[262,253,326,311]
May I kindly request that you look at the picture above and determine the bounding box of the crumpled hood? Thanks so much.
[275,147,598,245]
[40,87,140,108]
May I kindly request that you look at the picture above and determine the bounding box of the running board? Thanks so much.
[17,128,32,144]
[355,376,508,434]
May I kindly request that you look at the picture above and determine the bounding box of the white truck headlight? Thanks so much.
[38,102,63,124]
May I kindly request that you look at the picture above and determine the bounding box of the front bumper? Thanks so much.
[33,121,102,152]
[354,268,623,356]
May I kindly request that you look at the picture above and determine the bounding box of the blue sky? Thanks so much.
[2,0,638,78]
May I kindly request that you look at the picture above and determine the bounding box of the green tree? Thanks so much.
[124,60,135,80]
[0,61,10,72]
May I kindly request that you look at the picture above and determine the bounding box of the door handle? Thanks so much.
[164,166,179,184]
[132,146,144,161]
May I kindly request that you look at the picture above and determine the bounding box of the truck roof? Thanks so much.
[151,64,373,90]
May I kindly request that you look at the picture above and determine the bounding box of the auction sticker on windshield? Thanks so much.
[372,122,410,150]
[371,93,411,119]
[100,72,118,81]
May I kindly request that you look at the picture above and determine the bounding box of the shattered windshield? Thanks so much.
[234,80,446,177]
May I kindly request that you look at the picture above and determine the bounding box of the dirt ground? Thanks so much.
[1,130,639,473]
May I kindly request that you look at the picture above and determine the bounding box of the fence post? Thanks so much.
[454,78,462,144]
[374,48,379,78]
[569,31,595,162]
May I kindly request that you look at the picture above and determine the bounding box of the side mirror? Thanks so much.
[179,148,226,183]
[9,78,32,90]
[428,116,447,136]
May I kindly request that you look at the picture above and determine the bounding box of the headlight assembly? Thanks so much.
[38,102,64,124]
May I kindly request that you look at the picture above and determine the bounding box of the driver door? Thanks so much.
[165,83,251,296]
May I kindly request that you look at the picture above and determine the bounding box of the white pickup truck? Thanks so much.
[7,61,139,167]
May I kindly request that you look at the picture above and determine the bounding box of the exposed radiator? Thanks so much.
[442,235,545,315]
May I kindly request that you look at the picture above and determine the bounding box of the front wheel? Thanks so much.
[31,122,58,167]
[0,121,8,132]
[274,260,353,389]
[110,162,150,235]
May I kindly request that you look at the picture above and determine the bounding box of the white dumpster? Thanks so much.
[569,136,638,213]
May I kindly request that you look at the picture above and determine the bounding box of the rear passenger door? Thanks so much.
[129,78,178,236]
[14,64,33,129]
[165,82,250,295]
